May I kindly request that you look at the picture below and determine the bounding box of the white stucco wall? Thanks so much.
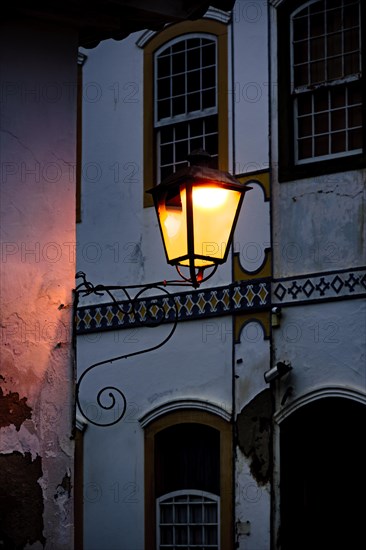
[0,21,76,549]
[78,34,144,288]
[234,181,271,273]
[77,317,233,550]
[235,321,271,549]
[232,0,269,174]
[273,300,366,400]
[78,29,235,296]
[272,170,366,278]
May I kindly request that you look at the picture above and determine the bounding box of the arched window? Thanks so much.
[157,490,220,548]
[277,0,365,180]
[141,19,229,206]
[144,409,233,550]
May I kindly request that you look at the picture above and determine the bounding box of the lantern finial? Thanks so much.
[187,149,213,167]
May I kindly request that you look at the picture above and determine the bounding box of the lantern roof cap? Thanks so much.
[147,150,252,195]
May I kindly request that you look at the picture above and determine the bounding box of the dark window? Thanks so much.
[155,423,220,549]
[155,424,220,497]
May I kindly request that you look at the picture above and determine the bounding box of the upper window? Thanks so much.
[293,0,362,163]
[155,35,218,181]
[278,0,364,180]
[142,19,229,206]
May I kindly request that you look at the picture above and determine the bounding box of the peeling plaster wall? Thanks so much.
[232,5,272,545]
[234,323,271,549]
[0,452,44,547]
[0,21,76,549]
[237,390,272,485]
[268,0,366,453]
[270,300,366,548]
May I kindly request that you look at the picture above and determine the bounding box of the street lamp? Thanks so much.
[75,152,251,426]
[148,150,252,287]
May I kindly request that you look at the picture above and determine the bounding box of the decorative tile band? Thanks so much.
[76,279,270,334]
[76,268,366,334]
[272,267,366,305]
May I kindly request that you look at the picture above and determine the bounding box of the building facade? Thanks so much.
[76,1,365,548]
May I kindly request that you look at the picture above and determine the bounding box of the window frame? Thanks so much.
[154,33,219,182]
[144,409,233,550]
[153,33,218,128]
[143,19,229,207]
[277,0,365,182]
[156,489,220,549]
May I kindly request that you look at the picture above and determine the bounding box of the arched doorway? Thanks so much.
[280,397,366,549]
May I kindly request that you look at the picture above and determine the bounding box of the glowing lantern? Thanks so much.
[148,151,252,287]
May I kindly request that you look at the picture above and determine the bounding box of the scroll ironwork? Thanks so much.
[74,271,190,427]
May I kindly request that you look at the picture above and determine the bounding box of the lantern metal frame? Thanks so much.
[148,150,252,288]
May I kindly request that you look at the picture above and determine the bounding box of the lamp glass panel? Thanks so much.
[191,185,241,267]
[158,187,188,262]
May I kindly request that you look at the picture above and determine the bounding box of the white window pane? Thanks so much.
[158,115,218,180]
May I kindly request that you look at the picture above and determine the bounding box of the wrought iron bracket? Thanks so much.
[74,271,192,427]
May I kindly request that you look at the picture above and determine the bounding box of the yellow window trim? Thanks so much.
[144,409,233,550]
[143,19,229,207]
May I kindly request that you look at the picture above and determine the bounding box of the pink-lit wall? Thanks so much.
[0,19,77,548]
